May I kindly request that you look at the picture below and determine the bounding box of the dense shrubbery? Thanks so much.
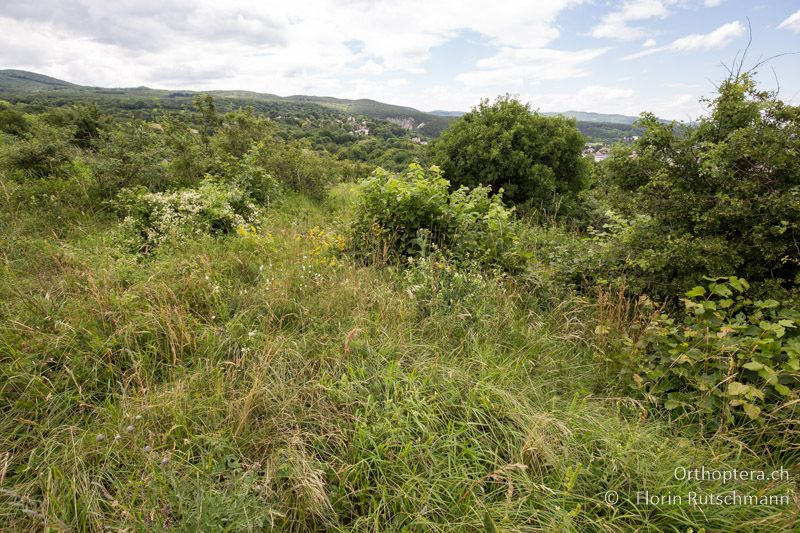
[113,180,260,253]
[92,121,174,195]
[610,277,798,444]
[212,142,281,207]
[351,163,525,271]
[429,96,589,216]
[0,116,76,179]
[402,254,491,318]
[590,74,800,298]
[4,74,800,531]
[0,97,369,215]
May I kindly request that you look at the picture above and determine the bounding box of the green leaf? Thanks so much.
[757,367,779,385]
[685,286,706,298]
[711,283,733,297]
[742,361,764,371]
[773,383,791,396]
[727,381,748,396]
[664,399,682,410]
[728,277,748,292]
[483,512,499,533]
[741,402,761,420]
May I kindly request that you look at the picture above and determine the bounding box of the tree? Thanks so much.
[428,95,589,214]
[599,73,800,296]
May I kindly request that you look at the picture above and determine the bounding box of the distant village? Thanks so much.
[342,114,638,157]
[345,115,428,144]
[582,134,639,162]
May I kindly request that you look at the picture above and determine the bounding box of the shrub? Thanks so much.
[113,179,260,254]
[91,122,172,197]
[403,252,490,318]
[598,74,800,298]
[42,103,108,149]
[210,107,275,158]
[351,163,525,271]
[0,102,29,136]
[213,142,281,207]
[0,116,76,179]
[569,209,741,297]
[615,276,799,436]
[258,139,335,200]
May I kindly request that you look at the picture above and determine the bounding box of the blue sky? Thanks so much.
[1,0,799,119]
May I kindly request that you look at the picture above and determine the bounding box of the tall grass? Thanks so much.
[0,181,796,531]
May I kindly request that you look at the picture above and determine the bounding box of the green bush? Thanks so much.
[402,252,491,318]
[113,179,260,254]
[567,209,741,297]
[212,142,281,207]
[351,163,525,271]
[42,103,108,149]
[429,95,589,216]
[597,74,800,297]
[259,139,336,200]
[91,122,172,197]
[210,107,275,158]
[0,116,76,179]
[0,102,29,136]
[615,276,799,437]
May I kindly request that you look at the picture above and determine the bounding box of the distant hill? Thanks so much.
[0,69,453,136]
[430,106,643,125]
[0,69,78,90]
[282,95,452,135]
[0,69,648,141]
[544,111,641,125]
[429,110,465,117]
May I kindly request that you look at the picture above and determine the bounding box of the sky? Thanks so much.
[1,0,799,120]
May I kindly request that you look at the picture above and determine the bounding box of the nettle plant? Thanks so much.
[623,277,799,426]
[114,179,260,254]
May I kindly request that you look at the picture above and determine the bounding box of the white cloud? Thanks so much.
[0,0,587,94]
[591,0,674,41]
[521,86,702,119]
[457,47,609,87]
[704,0,724,7]
[778,10,800,33]
[577,85,635,101]
[623,21,745,60]
[0,0,784,122]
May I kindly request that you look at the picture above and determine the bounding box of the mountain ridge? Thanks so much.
[0,69,646,140]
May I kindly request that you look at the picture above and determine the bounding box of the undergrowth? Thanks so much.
[0,180,797,531]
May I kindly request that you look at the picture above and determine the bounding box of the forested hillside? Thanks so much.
[0,69,797,531]
[0,70,643,144]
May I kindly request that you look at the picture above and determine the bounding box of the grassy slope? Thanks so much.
[0,178,794,531]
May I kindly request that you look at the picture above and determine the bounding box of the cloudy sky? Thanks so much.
[1,0,799,120]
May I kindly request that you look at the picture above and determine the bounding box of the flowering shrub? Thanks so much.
[403,252,490,318]
[618,277,799,429]
[114,179,259,254]
[351,163,526,271]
